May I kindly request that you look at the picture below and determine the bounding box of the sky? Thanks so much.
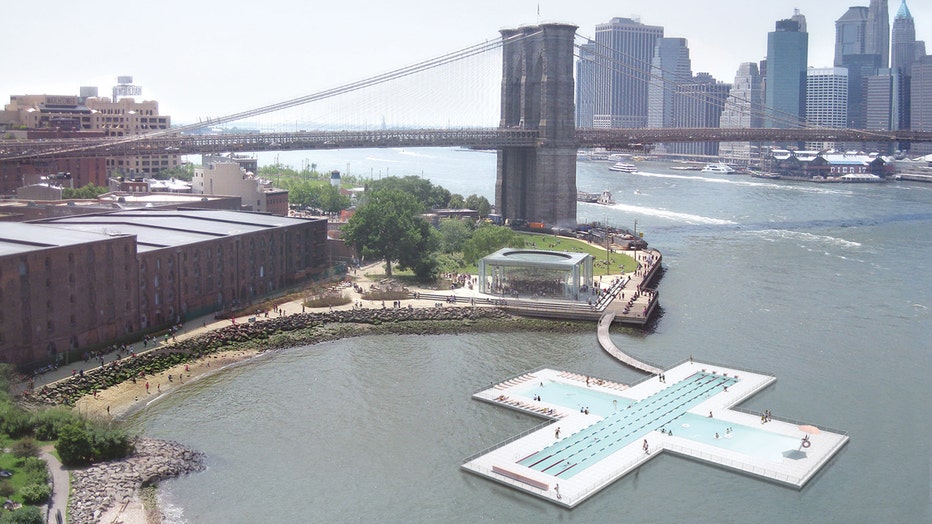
[3,0,931,124]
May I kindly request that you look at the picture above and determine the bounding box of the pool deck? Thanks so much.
[462,364,849,508]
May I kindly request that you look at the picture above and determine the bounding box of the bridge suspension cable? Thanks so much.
[5,32,530,160]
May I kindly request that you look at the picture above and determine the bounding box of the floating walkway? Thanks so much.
[597,311,662,374]
[463,365,849,508]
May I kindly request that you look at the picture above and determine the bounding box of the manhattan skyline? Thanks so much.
[2,0,930,125]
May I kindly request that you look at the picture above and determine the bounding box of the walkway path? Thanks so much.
[596,311,662,375]
[40,446,67,524]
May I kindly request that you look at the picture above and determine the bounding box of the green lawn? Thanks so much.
[0,452,30,503]
[515,233,637,276]
[360,232,638,284]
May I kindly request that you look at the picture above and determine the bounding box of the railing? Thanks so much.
[668,357,778,381]
[0,128,541,160]
[727,408,849,438]
[661,443,799,486]
[10,126,932,161]
[461,419,554,464]
[557,451,655,506]
[470,368,546,395]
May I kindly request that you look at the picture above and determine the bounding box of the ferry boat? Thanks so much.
[609,162,637,173]
[700,162,737,174]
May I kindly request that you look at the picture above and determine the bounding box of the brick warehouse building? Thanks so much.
[0,209,328,368]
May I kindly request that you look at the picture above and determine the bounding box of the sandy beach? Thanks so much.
[73,348,261,422]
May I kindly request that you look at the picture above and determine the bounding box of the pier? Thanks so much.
[597,311,662,374]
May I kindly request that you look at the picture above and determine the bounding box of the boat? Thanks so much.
[749,171,781,180]
[700,163,737,174]
[609,162,637,173]
[596,189,616,205]
[608,153,632,161]
[576,191,599,203]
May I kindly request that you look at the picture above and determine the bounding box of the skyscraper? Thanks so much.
[593,17,664,128]
[791,9,808,34]
[842,53,883,129]
[865,1,891,68]
[647,37,692,129]
[806,68,849,150]
[834,6,869,67]
[911,56,932,154]
[720,63,764,162]
[892,0,918,76]
[765,17,809,129]
[671,73,731,156]
[575,42,597,128]
[834,3,888,130]
[865,71,900,131]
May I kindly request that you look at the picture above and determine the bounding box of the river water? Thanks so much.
[128,149,931,522]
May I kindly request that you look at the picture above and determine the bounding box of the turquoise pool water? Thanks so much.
[513,380,634,416]
[669,413,802,462]
[518,372,738,478]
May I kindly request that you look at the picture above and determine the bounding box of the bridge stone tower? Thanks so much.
[496,23,578,227]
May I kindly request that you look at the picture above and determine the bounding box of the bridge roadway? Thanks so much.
[3,127,932,161]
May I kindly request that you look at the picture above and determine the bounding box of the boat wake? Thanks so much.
[635,171,855,195]
[364,155,403,163]
[601,202,736,225]
[394,148,437,158]
[747,229,863,249]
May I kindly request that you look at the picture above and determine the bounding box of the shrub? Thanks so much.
[11,438,39,459]
[0,404,31,438]
[0,480,13,498]
[30,407,81,441]
[18,483,50,505]
[0,506,44,524]
[55,423,94,466]
[20,457,48,486]
[56,422,133,467]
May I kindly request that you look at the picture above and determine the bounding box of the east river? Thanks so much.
[124,148,931,522]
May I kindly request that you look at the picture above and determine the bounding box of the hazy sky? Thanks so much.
[3,0,930,124]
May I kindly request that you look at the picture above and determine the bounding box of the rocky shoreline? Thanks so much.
[69,437,205,523]
[31,307,590,407]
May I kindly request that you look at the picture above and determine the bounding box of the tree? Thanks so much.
[437,218,473,253]
[448,194,465,209]
[341,189,436,277]
[465,194,492,217]
[318,184,351,213]
[367,176,450,210]
[462,224,525,264]
[61,183,108,200]
[152,163,195,181]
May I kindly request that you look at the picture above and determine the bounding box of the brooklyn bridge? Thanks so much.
[3,23,929,226]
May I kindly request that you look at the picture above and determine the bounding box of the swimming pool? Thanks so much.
[669,413,801,461]
[513,380,634,416]
[518,372,738,478]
